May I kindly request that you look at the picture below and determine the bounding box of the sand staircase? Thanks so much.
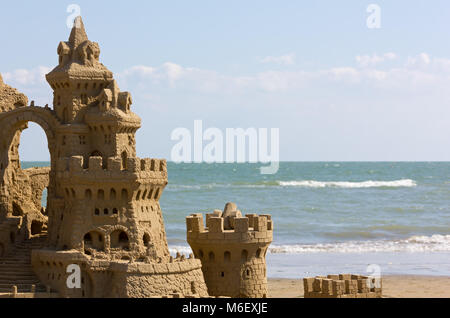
[0,235,48,293]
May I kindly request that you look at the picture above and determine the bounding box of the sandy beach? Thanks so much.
[268,276,450,298]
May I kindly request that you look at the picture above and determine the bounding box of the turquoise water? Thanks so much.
[23,161,450,277]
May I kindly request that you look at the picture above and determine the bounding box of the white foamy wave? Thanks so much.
[169,245,194,255]
[278,179,417,188]
[268,235,450,254]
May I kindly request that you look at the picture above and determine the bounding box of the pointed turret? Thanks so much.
[45,16,113,123]
[68,16,88,47]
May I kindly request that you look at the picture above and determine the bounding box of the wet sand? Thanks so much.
[268,275,450,298]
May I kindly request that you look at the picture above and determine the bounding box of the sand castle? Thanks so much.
[186,203,273,298]
[304,274,382,298]
[0,17,272,298]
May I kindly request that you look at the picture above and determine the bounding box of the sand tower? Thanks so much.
[186,203,273,298]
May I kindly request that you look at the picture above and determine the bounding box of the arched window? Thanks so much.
[121,189,128,200]
[119,232,128,242]
[110,188,116,200]
[110,230,130,250]
[84,233,92,243]
[85,189,92,199]
[97,189,104,200]
[121,151,128,170]
[224,251,231,262]
[209,252,215,262]
[143,233,150,247]
[241,250,248,263]
[83,231,104,252]
[256,248,262,258]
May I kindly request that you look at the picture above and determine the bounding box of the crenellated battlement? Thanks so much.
[186,204,273,244]
[303,274,383,298]
[55,155,168,181]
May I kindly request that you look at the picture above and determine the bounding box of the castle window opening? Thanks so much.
[143,233,150,247]
[94,208,100,215]
[84,233,92,243]
[241,250,248,263]
[110,188,116,200]
[98,189,104,200]
[256,248,262,258]
[224,251,231,262]
[84,231,104,251]
[113,208,118,215]
[104,208,109,215]
[121,189,128,200]
[85,189,92,199]
[121,151,127,170]
[209,252,215,262]
[119,232,128,243]
[110,230,130,250]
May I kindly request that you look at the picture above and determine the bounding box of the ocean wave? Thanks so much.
[168,234,450,256]
[166,179,417,190]
[169,245,194,255]
[268,234,450,254]
[278,179,417,188]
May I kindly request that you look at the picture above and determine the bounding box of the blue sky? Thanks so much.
[1,1,450,161]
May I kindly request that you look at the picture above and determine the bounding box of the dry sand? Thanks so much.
[268,275,450,298]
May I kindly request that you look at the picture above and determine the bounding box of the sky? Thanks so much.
[1,1,450,161]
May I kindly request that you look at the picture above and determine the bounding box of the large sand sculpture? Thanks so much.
[0,17,272,298]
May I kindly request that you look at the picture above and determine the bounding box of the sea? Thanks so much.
[23,161,450,278]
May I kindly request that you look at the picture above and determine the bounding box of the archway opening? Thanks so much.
[17,122,51,210]
[83,231,104,252]
[110,230,130,250]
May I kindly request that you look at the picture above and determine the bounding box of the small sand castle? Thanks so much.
[0,17,272,298]
[186,203,273,298]
[304,274,382,298]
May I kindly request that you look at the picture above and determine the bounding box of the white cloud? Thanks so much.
[117,53,450,95]
[258,53,296,65]
[4,53,450,101]
[356,53,397,67]
[2,66,51,86]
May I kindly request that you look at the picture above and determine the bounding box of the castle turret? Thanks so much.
[186,203,273,298]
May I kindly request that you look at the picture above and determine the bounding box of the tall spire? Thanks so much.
[68,16,88,47]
